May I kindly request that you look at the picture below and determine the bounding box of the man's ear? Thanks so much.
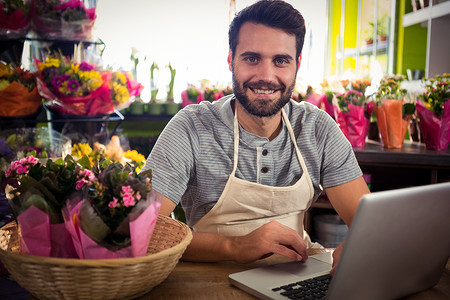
[227,49,232,71]
[297,54,302,70]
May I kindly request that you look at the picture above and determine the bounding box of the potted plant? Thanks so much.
[165,63,179,115]
[374,74,414,148]
[416,73,450,150]
[147,61,163,115]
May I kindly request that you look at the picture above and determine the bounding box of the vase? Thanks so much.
[165,102,180,115]
[147,102,164,115]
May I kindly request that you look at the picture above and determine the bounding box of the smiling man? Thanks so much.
[143,0,369,271]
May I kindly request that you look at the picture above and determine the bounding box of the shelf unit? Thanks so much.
[402,0,450,77]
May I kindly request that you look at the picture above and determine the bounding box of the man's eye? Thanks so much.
[275,58,289,65]
[245,57,258,63]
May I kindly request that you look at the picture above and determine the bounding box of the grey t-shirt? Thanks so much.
[143,95,362,227]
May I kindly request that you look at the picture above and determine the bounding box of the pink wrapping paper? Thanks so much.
[63,196,161,259]
[17,205,78,258]
[416,101,450,151]
[181,89,204,108]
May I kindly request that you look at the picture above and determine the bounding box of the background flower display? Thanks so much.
[181,84,204,108]
[0,62,41,118]
[416,73,450,150]
[29,0,96,40]
[374,74,411,148]
[0,0,30,38]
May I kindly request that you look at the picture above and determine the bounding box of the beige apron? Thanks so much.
[193,105,315,246]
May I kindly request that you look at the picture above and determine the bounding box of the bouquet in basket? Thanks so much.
[335,79,374,147]
[0,62,41,117]
[2,155,80,258]
[0,0,31,37]
[63,158,161,259]
[29,0,96,40]
[416,73,450,150]
[374,74,414,148]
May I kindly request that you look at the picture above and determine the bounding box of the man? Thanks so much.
[143,0,369,272]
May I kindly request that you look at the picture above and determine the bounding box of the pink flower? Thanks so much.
[108,197,120,208]
[123,194,135,207]
[121,185,133,194]
[76,179,87,190]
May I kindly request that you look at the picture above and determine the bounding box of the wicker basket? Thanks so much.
[0,215,192,300]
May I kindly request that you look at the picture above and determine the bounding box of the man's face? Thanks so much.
[229,22,300,117]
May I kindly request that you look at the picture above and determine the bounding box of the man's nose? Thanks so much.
[256,60,276,82]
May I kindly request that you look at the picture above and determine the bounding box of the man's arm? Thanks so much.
[157,191,309,264]
[324,176,370,274]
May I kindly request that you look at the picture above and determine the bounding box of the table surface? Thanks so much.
[134,249,450,300]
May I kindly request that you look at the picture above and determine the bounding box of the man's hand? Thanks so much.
[231,221,308,264]
[182,220,308,263]
[330,241,344,276]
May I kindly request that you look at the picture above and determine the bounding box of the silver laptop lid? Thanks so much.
[327,182,450,300]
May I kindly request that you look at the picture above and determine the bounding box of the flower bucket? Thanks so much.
[339,104,370,147]
[374,99,409,148]
[416,101,450,151]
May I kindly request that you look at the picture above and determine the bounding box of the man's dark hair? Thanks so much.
[228,0,306,61]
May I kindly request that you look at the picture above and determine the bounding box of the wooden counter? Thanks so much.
[134,250,450,300]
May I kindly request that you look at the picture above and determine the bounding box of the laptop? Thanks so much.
[229,182,450,300]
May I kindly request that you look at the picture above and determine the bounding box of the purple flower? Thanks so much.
[79,61,94,71]
[67,79,80,92]
[52,75,70,89]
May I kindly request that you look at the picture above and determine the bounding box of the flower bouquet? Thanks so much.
[108,70,143,112]
[374,74,412,148]
[336,85,374,147]
[0,62,41,118]
[63,158,161,259]
[29,0,96,40]
[2,155,79,258]
[0,0,30,38]
[36,55,112,116]
[416,73,450,150]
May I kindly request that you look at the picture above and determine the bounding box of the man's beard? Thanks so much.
[232,74,295,117]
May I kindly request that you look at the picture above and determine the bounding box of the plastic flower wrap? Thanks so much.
[2,155,80,258]
[335,80,374,148]
[62,159,161,259]
[0,62,41,117]
[0,0,31,37]
[416,73,450,150]
[0,127,71,165]
[30,0,96,40]
[374,74,411,148]
[36,55,114,115]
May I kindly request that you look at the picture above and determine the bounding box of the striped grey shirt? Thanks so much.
[143,95,362,227]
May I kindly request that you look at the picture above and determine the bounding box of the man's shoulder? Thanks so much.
[287,100,328,122]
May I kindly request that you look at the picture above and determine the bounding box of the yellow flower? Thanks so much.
[0,79,11,91]
[114,72,127,84]
[124,150,146,163]
[39,58,60,71]
[71,143,93,157]
[0,63,12,78]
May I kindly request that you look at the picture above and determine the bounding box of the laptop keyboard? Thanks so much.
[271,273,332,300]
